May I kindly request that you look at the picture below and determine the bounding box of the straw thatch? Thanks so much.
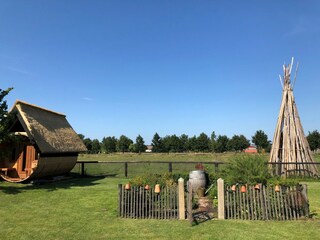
[10,100,87,154]
[269,59,319,177]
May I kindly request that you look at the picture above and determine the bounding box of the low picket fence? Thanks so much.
[118,178,310,222]
[118,184,179,219]
[223,184,309,220]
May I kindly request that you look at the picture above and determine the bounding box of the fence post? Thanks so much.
[178,177,185,220]
[214,163,219,173]
[118,184,122,217]
[81,162,85,176]
[217,178,225,219]
[124,162,128,178]
[188,181,194,225]
[168,162,173,173]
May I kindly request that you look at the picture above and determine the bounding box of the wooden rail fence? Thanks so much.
[76,161,224,177]
[76,161,319,178]
[224,184,309,220]
[118,184,179,219]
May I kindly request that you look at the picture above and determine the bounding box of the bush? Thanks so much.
[223,154,270,185]
[129,172,189,187]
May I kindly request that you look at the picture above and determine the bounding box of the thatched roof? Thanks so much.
[9,100,87,154]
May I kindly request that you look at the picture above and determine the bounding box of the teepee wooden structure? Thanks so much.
[269,58,319,178]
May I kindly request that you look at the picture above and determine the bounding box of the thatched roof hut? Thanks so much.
[0,100,86,182]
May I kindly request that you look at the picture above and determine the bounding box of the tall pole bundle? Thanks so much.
[269,58,319,178]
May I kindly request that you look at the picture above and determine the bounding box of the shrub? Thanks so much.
[223,154,270,185]
[129,172,189,187]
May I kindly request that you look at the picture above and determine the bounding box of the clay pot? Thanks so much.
[240,185,247,193]
[144,184,150,190]
[197,187,205,197]
[231,185,236,191]
[154,184,161,193]
[274,185,280,192]
[125,183,131,190]
[254,184,260,190]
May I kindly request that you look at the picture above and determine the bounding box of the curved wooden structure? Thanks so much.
[0,100,86,182]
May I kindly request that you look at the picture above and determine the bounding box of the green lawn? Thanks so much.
[1,176,319,240]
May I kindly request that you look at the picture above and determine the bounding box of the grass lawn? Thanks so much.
[0,176,319,240]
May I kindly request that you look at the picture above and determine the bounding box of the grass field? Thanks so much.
[0,176,319,240]
[78,152,320,163]
[78,152,269,162]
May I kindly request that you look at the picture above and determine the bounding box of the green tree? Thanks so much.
[102,136,117,153]
[228,134,250,152]
[307,130,320,151]
[179,134,189,152]
[162,135,182,152]
[210,131,217,152]
[0,87,13,143]
[91,139,101,154]
[197,132,210,152]
[83,138,93,153]
[151,133,163,152]
[135,134,146,153]
[188,135,197,152]
[252,130,270,152]
[215,135,229,153]
[117,135,133,153]
[78,134,85,140]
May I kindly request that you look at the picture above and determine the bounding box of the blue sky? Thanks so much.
[1,1,320,144]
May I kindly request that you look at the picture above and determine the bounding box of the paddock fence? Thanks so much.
[73,161,320,178]
[73,161,224,177]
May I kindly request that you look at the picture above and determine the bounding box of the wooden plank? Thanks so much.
[276,189,282,220]
[118,184,122,217]
[239,187,243,220]
[188,182,194,225]
[130,186,134,218]
[226,186,230,219]
[249,186,254,220]
[141,187,144,218]
[270,187,276,220]
[281,186,288,220]
[233,190,236,219]
[261,185,267,220]
[290,187,296,220]
[286,186,293,220]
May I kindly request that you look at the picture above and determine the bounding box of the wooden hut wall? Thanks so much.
[30,155,78,179]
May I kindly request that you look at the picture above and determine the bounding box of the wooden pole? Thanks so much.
[178,177,185,220]
[124,162,128,178]
[188,182,194,225]
[217,178,225,219]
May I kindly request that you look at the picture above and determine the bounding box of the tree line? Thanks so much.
[1,88,320,154]
[79,130,272,154]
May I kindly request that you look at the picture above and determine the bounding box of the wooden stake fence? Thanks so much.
[118,184,179,219]
[224,184,309,220]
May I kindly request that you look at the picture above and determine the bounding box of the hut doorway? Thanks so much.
[0,142,38,180]
[15,144,37,178]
